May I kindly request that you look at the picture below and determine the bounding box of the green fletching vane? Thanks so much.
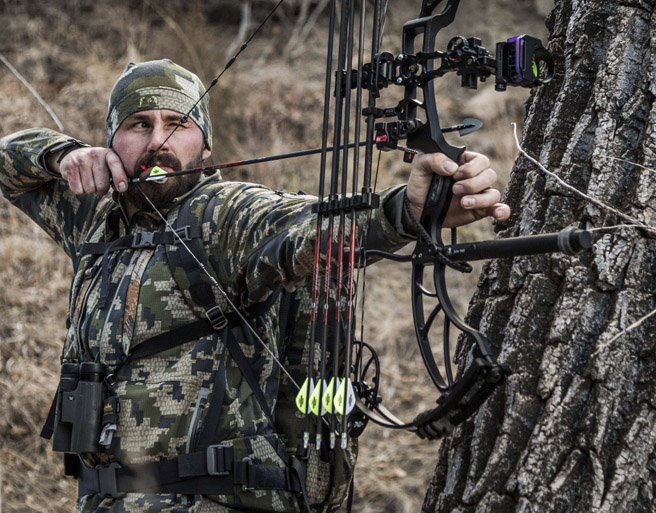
[309,379,327,416]
[322,377,337,414]
[148,166,168,184]
[295,377,312,413]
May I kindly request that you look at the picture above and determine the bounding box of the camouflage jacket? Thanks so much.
[0,128,412,513]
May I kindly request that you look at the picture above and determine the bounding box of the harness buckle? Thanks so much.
[205,306,228,331]
[206,444,232,476]
[96,462,126,499]
[175,225,193,242]
[132,232,156,248]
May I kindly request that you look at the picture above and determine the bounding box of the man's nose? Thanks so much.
[146,123,171,153]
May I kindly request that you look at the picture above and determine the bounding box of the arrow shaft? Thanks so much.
[129,141,369,183]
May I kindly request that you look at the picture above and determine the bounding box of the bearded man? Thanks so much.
[0,59,509,513]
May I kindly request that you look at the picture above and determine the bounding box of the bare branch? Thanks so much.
[0,53,65,132]
[512,123,656,236]
[595,155,656,174]
[593,306,656,356]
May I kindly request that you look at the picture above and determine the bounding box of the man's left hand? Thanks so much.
[404,151,510,232]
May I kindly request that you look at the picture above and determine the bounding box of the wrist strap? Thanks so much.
[46,139,89,167]
[54,139,89,165]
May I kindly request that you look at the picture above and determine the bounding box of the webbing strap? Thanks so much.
[78,226,202,256]
[74,444,303,498]
[166,195,221,325]
[195,347,228,451]
[125,319,215,362]
[78,225,202,310]
[277,287,300,353]
[120,289,283,365]
[225,329,275,426]
[290,457,312,513]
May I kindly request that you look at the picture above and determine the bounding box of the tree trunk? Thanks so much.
[423,1,656,512]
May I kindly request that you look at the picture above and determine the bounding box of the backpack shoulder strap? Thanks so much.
[166,191,230,329]
[165,187,283,329]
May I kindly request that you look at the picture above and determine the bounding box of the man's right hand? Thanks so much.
[46,147,129,195]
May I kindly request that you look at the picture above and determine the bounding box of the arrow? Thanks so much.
[128,120,482,184]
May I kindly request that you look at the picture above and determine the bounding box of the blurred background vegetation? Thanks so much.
[0,0,551,511]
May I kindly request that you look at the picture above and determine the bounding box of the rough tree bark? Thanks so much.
[423,1,656,512]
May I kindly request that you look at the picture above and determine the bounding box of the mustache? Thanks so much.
[134,153,182,175]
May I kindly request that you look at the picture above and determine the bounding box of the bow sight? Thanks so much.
[361,33,554,154]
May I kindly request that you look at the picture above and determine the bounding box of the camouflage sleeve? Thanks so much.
[205,182,412,306]
[0,128,100,259]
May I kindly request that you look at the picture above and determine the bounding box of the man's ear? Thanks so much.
[202,146,211,161]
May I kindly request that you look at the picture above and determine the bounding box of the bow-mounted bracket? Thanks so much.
[354,7,554,160]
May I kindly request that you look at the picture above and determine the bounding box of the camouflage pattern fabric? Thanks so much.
[105,59,212,150]
[0,128,412,512]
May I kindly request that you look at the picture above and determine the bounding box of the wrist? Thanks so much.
[402,189,415,235]
[44,139,89,174]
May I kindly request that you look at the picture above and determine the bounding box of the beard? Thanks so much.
[123,151,204,213]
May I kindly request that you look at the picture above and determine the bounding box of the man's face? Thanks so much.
[111,109,211,212]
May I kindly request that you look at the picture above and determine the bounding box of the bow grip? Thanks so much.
[418,146,464,238]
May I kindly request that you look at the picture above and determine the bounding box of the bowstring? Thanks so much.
[144,0,286,166]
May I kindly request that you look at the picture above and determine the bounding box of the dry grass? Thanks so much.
[0,1,549,511]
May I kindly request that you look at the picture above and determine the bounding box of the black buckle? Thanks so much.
[132,232,156,249]
[205,306,228,330]
[175,226,192,242]
[96,462,126,499]
[206,444,232,476]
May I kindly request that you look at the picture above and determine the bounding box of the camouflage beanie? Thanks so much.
[106,59,212,150]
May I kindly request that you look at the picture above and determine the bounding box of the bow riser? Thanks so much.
[404,0,464,161]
